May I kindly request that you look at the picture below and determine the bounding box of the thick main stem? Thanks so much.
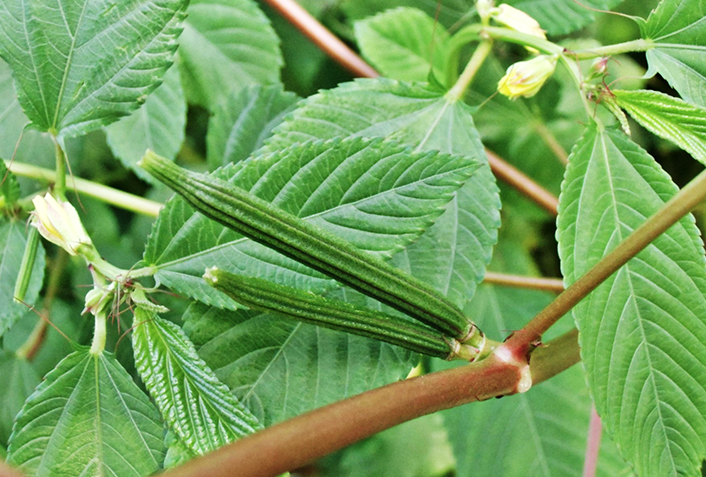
[162,329,579,477]
[503,166,706,358]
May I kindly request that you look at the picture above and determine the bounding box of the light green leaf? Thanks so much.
[0,220,45,337]
[132,309,262,455]
[144,136,477,309]
[183,302,417,425]
[178,0,282,110]
[614,89,706,163]
[207,84,299,169]
[0,352,39,445]
[7,349,165,476]
[643,0,706,106]
[266,78,500,307]
[557,125,706,476]
[324,414,455,477]
[354,8,450,87]
[0,59,30,161]
[163,430,195,469]
[503,0,624,36]
[0,160,19,207]
[105,64,186,183]
[0,0,186,139]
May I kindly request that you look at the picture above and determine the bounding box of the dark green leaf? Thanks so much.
[266,78,500,307]
[0,220,45,337]
[614,89,706,163]
[178,0,282,110]
[7,349,165,476]
[557,125,706,476]
[341,0,473,29]
[144,136,476,309]
[0,160,19,207]
[105,65,186,183]
[0,352,39,445]
[183,302,417,425]
[132,309,261,455]
[643,0,706,106]
[207,84,299,169]
[504,0,624,36]
[0,0,186,138]
[354,8,450,87]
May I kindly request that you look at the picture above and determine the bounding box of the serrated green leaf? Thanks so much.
[503,0,624,36]
[0,59,29,162]
[178,0,282,110]
[354,8,450,87]
[0,0,186,139]
[0,220,45,337]
[163,430,196,469]
[614,89,706,163]
[105,64,186,183]
[266,78,500,307]
[643,0,706,106]
[144,136,476,309]
[132,309,261,455]
[183,302,418,425]
[207,84,299,169]
[557,125,706,477]
[0,352,39,445]
[7,349,165,476]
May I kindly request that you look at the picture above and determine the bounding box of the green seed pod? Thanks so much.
[139,146,474,339]
[204,266,475,359]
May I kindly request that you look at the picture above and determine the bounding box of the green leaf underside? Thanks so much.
[207,84,299,169]
[7,350,165,477]
[504,0,624,36]
[643,0,706,106]
[145,136,476,309]
[0,352,39,445]
[613,89,706,164]
[354,8,450,86]
[183,302,417,426]
[435,284,633,477]
[266,78,500,308]
[105,64,186,183]
[178,0,282,110]
[0,0,186,139]
[557,125,706,476]
[0,220,45,337]
[132,309,262,455]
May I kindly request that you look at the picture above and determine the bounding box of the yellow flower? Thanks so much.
[497,55,557,100]
[493,4,546,40]
[31,193,92,256]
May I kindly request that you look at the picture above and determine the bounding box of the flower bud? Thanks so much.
[31,193,92,256]
[492,4,546,40]
[497,55,557,100]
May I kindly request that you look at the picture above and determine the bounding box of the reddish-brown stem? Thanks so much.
[483,272,564,293]
[582,406,603,477]
[485,150,559,216]
[265,0,561,217]
[262,0,379,78]
[0,460,25,477]
[161,330,579,477]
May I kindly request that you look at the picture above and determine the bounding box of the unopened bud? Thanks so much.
[31,193,92,256]
[497,55,557,100]
[492,4,546,40]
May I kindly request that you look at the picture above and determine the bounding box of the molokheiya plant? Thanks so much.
[1,0,706,475]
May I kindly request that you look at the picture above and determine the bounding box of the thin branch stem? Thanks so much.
[483,272,564,292]
[485,150,559,215]
[162,329,580,477]
[6,160,162,217]
[52,138,66,199]
[262,0,379,78]
[582,406,603,477]
[503,166,706,358]
[572,39,653,59]
[534,121,569,165]
[446,40,493,102]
